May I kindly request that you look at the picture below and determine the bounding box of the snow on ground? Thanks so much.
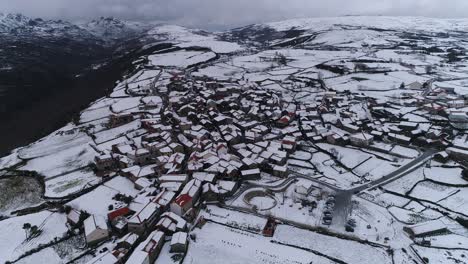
[185,222,335,264]
[424,234,468,249]
[383,167,426,195]
[409,181,468,214]
[309,29,395,48]
[347,197,411,247]
[18,128,91,160]
[0,211,68,263]
[362,189,411,208]
[265,16,468,33]
[15,235,87,264]
[154,243,177,264]
[146,25,243,53]
[80,101,114,123]
[201,205,267,232]
[326,71,428,93]
[44,169,101,198]
[388,206,438,225]
[230,181,326,227]
[67,176,138,218]
[425,167,468,186]
[20,137,96,178]
[390,145,420,158]
[93,120,140,144]
[412,245,468,264]
[0,148,22,169]
[148,50,216,68]
[15,247,63,264]
[110,96,142,113]
[273,224,392,264]
[193,63,245,80]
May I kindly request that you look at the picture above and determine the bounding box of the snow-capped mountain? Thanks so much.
[224,16,468,48]
[0,13,32,32]
[0,13,152,42]
[81,16,155,41]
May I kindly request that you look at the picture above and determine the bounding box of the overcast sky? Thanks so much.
[1,0,467,29]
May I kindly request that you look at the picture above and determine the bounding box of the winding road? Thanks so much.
[226,148,437,229]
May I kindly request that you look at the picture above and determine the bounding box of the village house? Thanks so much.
[152,190,176,209]
[447,99,465,109]
[66,209,82,227]
[170,179,202,216]
[108,207,131,235]
[134,178,152,190]
[156,212,187,234]
[202,183,221,202]
[340,122,360,133]
[108,113,134,128]
[398,121,419,131]
[446,147,468,161]
[84,215,109,246]
[241,168,261,180]
[282,135,297,152]
[158,174,189,184]
[192,172,216,183]
[349,133,374,147]
[170,232,188,253]
[127,202,161,235]
[95,154,117,171]
[388,133,412,145]
[122,165,157,182]
[112,233,140,261]
[126,230,165,264]
[127,148,152,166]
[403,220,448,238]
[273,164,288,178]
[449,112,468,130]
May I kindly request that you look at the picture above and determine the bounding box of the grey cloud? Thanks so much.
[0,0,467,29]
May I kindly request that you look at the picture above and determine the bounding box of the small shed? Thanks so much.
[170,231,188,253]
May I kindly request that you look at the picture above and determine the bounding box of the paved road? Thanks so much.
[330,149,437,229]
[289,169,341,192]
[351,149,437,193]
[228,148,437,230]
[227,174,324,203]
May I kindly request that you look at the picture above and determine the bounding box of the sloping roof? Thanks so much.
[170,232,188,245]
[107,207,130,222]
[84,215,108,237]
[175,193,193,207]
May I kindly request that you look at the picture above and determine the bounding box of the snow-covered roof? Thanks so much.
[170,231,188,246]
[84,215,108,237]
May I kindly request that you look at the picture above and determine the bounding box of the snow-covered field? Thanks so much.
[0,211,68,263]
[186,222,335,264]
[67,176,138,218]
[149,50,216,68]
[273,225,392,264]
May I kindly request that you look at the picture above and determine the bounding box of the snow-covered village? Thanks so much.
[2,15,468,264]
